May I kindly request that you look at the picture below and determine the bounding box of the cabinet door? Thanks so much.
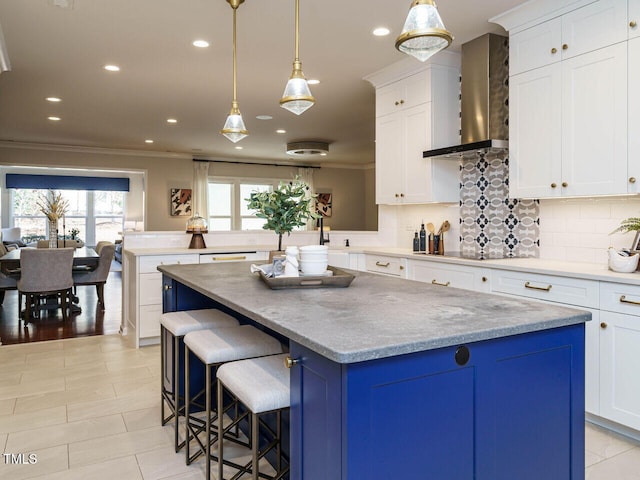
[375,82,403,118]
[561,43,627,197]
[375,113,403,204]
[510,17,561,75]
[629,38,640,192]
[631,0,640,40]
[289,342,343,480]
[509,64,562,198]
[600,310,640,430]
[402,103,431,203]
[561,0,628,60]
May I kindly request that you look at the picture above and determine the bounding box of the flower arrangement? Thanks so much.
[36,190,69,222]
[245,177,319,251]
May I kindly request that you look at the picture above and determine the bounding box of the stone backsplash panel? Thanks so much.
[459,150,540,259]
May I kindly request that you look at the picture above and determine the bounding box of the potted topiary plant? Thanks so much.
[246,177,318,253]
[611,216,640,253]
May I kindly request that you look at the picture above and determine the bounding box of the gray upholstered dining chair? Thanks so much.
[72,243,115,310]
[17,247,75,322]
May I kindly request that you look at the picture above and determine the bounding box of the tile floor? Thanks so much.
[0,334,638,479]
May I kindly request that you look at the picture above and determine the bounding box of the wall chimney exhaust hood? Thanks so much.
[423,33,508,160]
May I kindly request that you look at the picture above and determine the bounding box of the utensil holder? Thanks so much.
[433,235,441,255]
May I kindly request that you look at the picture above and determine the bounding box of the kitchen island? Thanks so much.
[158,261,590,480]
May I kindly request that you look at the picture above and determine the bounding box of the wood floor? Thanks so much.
[0,271,122,345]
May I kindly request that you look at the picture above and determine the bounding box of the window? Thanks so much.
[10,189,124,245]
[208,178,279,231]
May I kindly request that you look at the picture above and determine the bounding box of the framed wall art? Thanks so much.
[316,192,332,217]
[170,188,192,216]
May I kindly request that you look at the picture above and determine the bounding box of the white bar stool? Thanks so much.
[160,308,239,452]
[183,325,283,478]
[216,353,290,480]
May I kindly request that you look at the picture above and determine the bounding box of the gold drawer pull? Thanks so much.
[631,20,637,28]
[211,256,247,261]
[432,280,451,287]
[620,295,640,306]
[551,47,557,54]
[375,261,390,267]
[524,281,552,292]
[630,177,637,184]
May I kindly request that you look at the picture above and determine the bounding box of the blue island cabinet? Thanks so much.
[289,324,585,480]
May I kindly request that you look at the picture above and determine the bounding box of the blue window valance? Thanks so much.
[6,174,130,192]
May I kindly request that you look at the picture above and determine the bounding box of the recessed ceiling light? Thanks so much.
[193,40,210,48]
[276,129,286,134]
[103,64,120,72]
[145,139,154,144]
[48,116,61,121]
[46,97,61,102]
[235,146,243,150]
[373,27,390,36]
[256,115,273,120]
[166,118,178,124]
[307,79,320,85]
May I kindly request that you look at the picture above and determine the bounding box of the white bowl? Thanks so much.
[300,259,328,275]
[300,252,328,260]
[300,245,329,253]
[608,248,639,273]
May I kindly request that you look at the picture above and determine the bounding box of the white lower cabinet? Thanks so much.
[365,255,406,277]
[406,260,490,293]
[123,252,200,347]
[598,282,640,430]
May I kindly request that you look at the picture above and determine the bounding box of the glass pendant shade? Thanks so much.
[221,102,248,143]
[280,62,315,115]
[396,0,453,62]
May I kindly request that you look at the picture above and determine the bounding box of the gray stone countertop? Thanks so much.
[158,262,590,364]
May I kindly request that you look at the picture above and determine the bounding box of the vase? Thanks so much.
[48,219,58,248]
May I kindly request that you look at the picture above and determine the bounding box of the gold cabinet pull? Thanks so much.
[211,256,247,261]
[400,193,405,198]
[432,280,451,287]
[600,322,608,329]
[631,20,638,28]
[562,182,568,187]
[562,44,568,50]
[395,193,400,198]
[551,47,557,54]
[524,281,552,292]
[630,177,637,184]
[482,276,488,282]
[285,357,299,368]
[551,182,557,188]
[163,284,172,290]
[400,99,405,105]
[620,295,640,306]
[395,101,400,106]
[375,261,390,267]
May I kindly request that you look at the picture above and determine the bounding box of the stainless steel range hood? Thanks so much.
[423,33,508,159]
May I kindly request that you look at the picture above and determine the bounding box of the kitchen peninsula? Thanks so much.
[159,261,589,480]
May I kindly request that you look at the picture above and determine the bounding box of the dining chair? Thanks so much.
[72,243,115,309]
[37,239,84,248]
[17,247,74,323]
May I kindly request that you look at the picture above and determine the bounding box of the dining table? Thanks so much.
[0,246,99,305]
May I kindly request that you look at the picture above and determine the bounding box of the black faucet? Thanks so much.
[318,217,329,245]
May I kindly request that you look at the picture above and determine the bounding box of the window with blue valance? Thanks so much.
[5,174,130,192]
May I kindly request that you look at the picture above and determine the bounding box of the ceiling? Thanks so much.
[0,0,526,167]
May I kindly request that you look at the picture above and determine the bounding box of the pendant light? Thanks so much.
[395,0,453,62]
[221,0,248,143]
[280,0,315,115]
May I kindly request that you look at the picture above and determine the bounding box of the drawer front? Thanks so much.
[408,261,490,293]
[490,269,598,308]
[139,272,162,306]
[139,304,162,338]
[199,252,267,263]
[600,282,640,314]
[139,254,200,273]
[365,255,403,276]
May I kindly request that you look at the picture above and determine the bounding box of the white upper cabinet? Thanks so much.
[629,38,640,191]
[630,0,640,38]
[366,55,461,205]
[506,0,630,198]
[510,0,628,76]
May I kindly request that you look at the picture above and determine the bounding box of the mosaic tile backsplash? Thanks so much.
[459,150,540,259]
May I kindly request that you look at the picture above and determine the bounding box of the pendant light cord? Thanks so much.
[294,0,300,62]
[232,6,238,103]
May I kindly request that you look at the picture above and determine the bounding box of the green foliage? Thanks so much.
[245,177,319,250]
[611,217,640,235]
